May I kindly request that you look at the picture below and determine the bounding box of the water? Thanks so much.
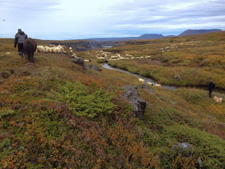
[102,46,112,49]
[102,63,177,90]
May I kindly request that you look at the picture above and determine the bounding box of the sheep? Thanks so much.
[126,54,133,57]
[84,59,91,62]
[5,52,11,55]
[53,47,60,53]
[147,82,153,86]
[45,46,51,53]
[36,45,45,53]
[57,45,65,53]
[138,78,145,83]
[69,47,72,50]
[214,96,223,104]
[155,83,161,87]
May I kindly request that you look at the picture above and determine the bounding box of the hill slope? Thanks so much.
[0,38,225,168]
[179,29,222,36]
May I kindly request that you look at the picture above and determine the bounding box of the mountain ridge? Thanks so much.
[88,29,222,42]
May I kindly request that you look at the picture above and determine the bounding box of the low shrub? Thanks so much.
[58,82,115,118]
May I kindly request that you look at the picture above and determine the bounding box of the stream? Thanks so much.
[102,63,177,90]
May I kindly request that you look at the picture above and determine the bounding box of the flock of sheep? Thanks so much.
[95,50,151,61]
[138,78,161,87]
[36,45,65,53]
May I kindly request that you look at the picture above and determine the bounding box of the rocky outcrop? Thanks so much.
[122,86,146,119]
[138,84,154,94]
[73,57,85,69]
[85,64,102,71]
[171,142,202,167]
[51,40,102,51]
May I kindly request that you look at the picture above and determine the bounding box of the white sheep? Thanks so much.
[155,83,161,87]
[36,45,45,53]
[84,59,91,62]
[214,96,223,104]
[138,78,145,83]
[45,46,51,53]
[147,82,153,86]
[53,47,61,53]
[5,52,11,55]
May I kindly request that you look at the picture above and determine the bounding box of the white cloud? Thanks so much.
[0,0,224,39]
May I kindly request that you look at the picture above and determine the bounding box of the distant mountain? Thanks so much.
[86,29,222,43]
[89,34,175,42]
[179,29,222,36]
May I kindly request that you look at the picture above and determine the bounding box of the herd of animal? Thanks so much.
[138,78,161,87]
[4,43,224,104]
[96,50,151,61]
[36,45,65,53]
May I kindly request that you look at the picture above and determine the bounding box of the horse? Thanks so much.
[23,38,37,63]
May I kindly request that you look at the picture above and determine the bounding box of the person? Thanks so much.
[208,80,215,98]
[14,29,28,57]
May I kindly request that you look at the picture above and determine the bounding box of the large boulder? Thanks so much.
[122,86,146,119]
[73,57,85,69]
[85,64,102,71]
[138,84,154,94]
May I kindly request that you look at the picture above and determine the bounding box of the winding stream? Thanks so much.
[102,63,177,90]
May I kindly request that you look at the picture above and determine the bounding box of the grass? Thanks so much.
[0,37,225,168]
[102,31,225,89]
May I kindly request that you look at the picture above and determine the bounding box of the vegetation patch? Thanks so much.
[57,82,115,118]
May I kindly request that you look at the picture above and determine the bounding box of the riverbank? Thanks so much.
[108,60,225,91]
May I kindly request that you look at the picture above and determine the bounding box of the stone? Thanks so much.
[85,64,102,71]
[171,142,195,157]
[122,86,146,119]
[73,57,85,69]
[138,84,155,94]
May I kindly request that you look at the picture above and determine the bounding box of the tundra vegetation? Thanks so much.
[0,33,225,169]
[106,31,225,89]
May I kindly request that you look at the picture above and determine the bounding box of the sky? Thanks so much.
[0,0,225,40]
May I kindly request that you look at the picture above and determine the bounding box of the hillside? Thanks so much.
[179,29,222,36]
[104,31,225,89]
[89,29,222,42]
[0,37,225,168]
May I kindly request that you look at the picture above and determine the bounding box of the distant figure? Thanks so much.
[23,38,37,63]
[14,29,28,57]
[208,80,215,98]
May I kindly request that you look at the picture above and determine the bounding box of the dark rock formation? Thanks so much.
[122,86,146,119]
[51,40,102,51]
[85,64,102,71]
[73,57,85,69]
[138,84,155,94]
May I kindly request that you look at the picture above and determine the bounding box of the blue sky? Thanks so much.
[0,0,225,40]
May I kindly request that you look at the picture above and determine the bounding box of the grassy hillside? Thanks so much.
[104,31,225,89]
[0,38,225,168]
